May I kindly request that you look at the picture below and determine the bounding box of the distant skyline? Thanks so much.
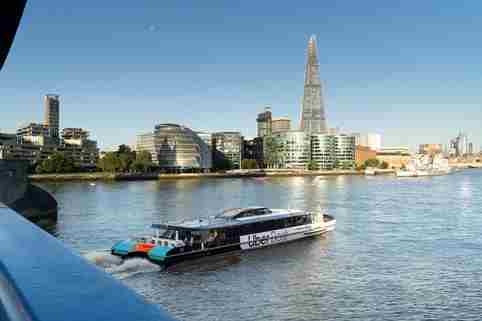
[1,0,481,151]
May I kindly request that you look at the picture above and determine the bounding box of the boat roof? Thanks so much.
[151,207,308,231]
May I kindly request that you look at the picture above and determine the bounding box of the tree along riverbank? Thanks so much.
[28,169,391,182]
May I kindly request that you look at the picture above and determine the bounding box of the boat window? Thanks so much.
[236,210,257,218]
[254,208,272,216]
[160,229,177,240]
[283,215,311,228]
[178,230,192,242]
[216,208,243,219]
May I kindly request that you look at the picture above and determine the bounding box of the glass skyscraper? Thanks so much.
[300,35,327,134]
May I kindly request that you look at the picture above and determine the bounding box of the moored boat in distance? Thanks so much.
[396,154,452,177]
[112,207,335,268]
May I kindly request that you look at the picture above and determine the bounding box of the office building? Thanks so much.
[334,134,356,168]
[136,133,159,163]
[300,35,327,133]
[419,144,443,155]
[61,128,89,140]
[275,131,311,169]
[256,107,272,138]
[274,132,356,170]
[61,128,99,168]
[242,138,257,161]
[376,147,411,169]
[311,134,336,169]
[44,94,60,139]
[355,133,382,152]
[5,95,99,168]
[17,123,50,140]
[0,132,17,145]
[195,131,213,149]
[271,117,291,134]
[450,132,469,157]
[137,124,212,172]
[355,145,377,167]
[212,131,243,169]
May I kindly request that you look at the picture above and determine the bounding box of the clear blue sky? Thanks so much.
[1,0,481,151]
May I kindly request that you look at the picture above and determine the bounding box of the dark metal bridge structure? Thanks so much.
[1,2,177,320]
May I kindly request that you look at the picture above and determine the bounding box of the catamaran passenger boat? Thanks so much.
[111,207,335,268]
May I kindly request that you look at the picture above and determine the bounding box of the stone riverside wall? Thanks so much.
[0,160,57,223]
[0,160,29,205]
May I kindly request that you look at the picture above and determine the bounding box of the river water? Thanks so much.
[38,170,482,321]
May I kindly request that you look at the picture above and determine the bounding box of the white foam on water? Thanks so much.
[106,258,161,279]
[83,250,123,269]
[82,250,161,279]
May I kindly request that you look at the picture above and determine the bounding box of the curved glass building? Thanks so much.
[137,124,212,172]
[311,134,336,169]
[276,131,311,169]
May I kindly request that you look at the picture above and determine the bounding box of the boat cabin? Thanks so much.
[149,207,324,252]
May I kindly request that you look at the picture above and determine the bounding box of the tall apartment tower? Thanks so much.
[44,94,60,138]
[300,35,327,134]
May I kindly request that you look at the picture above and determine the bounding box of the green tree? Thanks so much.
[307,160,319,171]
[119,153,134,172]
[241,159,259,169]
[356,163,367,171]
[97,152,122,172]
[241,159,249,169]
[379,161,389,169]
[364,158,380,168]
[136,151,152,163]
[130,151,157,173]
[337,160,355,170]
[36,152,75,174]
[213,157,233,171]
[249,159,258,169]
[264,136,282,168]
[117,144,132,154]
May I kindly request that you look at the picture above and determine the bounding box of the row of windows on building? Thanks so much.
[137,124,243,172]
[136,124,356,172]
[271,131,356,169]
[0,127,99,169]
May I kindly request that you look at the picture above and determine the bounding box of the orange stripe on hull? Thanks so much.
[135,243,156,253]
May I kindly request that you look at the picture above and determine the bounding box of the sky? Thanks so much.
[1,0,481,151]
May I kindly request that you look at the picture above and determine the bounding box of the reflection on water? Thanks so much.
[38,170,482,321]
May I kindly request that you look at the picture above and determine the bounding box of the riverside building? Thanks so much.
[311,134,336,169]
[334,135,356,168]
[272,117,291,134]
[275,131,311,169]
[256,107,272,138]
[212,132,243,169]
[60,128,99,169]
[355,133,381,152]
[137,124,212,172]
[1,96,99,169]
[44,94,60,139]
[258,35,356,170]
[419,144,443,155]
[272,131,356,170]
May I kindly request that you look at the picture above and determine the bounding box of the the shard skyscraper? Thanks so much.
[300,35,327,133]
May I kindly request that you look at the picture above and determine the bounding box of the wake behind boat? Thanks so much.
[112,207,335,268]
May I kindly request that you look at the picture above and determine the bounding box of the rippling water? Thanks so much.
[38,170,482,320]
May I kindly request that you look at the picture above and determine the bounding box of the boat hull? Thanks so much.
[113,219,336,268]
[161,219,334,268]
